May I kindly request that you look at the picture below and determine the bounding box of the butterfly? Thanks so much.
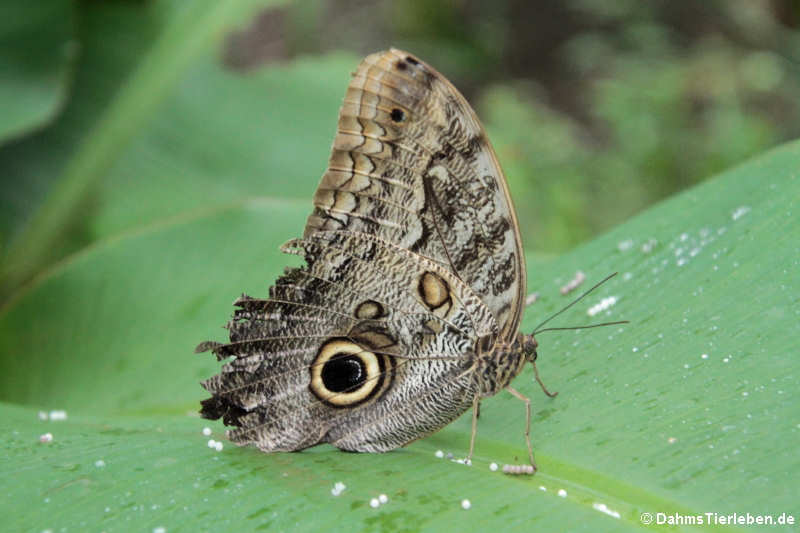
[197,48,563,468]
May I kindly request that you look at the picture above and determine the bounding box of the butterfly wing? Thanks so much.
[198,49,524,452]
[200,231,494,451]
[306,48,526,337]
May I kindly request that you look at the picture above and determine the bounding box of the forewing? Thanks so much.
[305,48,526,337]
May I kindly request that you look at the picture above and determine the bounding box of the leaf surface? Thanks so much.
[2,142,797,532]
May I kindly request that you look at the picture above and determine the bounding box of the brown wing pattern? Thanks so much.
[305,49,526,336]
[199,231,492,452]
[197,50,526,453]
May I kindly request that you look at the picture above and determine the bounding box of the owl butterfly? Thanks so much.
[197,49,602,469]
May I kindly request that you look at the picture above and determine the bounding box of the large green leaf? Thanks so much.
[1,141,797,531]
[0,1,166,246]
[0,1,75,144]
[91,52,354,239]
[0,0,291,300]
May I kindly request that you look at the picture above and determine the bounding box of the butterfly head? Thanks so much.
[520,333,538,363]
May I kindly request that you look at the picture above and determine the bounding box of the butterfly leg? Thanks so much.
[467,395,481,462]
[533,360,558,398]
[505,386,537,470]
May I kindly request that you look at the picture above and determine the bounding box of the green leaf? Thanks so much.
[0,0,75,144]
[91,52,355,239]
[2,141,797,531]
[0,0,292,301]
[0,2,168,248]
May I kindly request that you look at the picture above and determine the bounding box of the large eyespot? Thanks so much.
[418,271,453,317]
[309,339,393,407]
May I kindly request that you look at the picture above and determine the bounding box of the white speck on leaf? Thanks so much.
[731,206,751,220]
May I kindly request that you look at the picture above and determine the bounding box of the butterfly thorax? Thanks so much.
[475,334,528,397]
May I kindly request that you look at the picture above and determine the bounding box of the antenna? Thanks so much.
[528,273,628,400]
[532,273,623,334]
[535,321,629,334]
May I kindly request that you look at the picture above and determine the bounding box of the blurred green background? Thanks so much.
[284,0,800,249]
[2,3,799,531]
[2,0,800,303]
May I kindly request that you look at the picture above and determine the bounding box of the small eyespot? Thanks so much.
[418,271,453,318]
[355,300,384,319]
[419,271,450,309]
[406,56,419,65]
[390,108,406,123]
[395,60,407,71]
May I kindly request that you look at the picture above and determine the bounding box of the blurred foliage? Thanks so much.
[0,1,75,143]
[1,0,800,297]
[281,0,800,251]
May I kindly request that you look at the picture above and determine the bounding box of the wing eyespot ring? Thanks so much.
[310,339,393,407]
